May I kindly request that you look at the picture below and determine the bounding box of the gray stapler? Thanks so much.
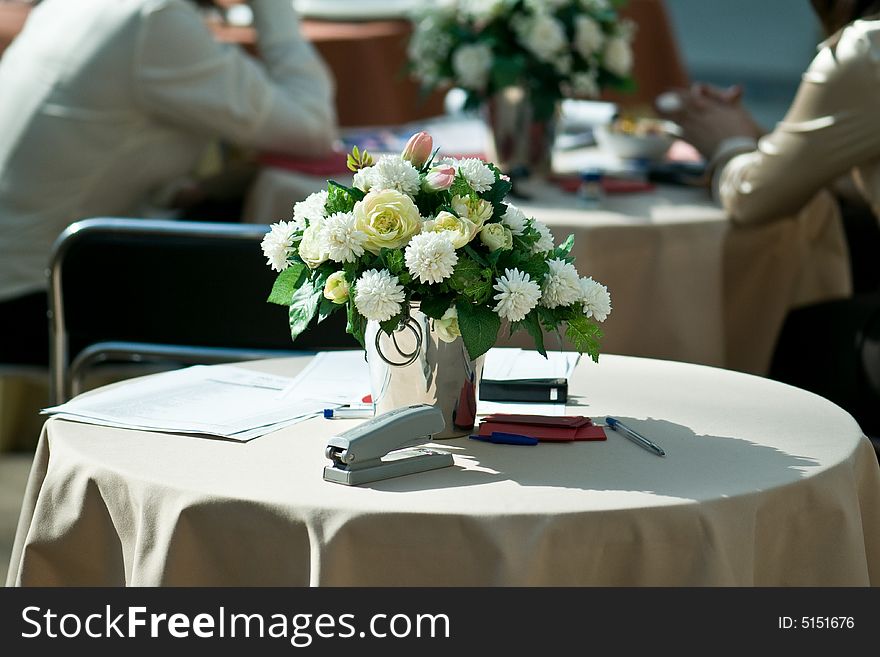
[323,403,452,486]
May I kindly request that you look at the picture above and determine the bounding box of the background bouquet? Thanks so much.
[261,131,611,361]
[407,0,635,122]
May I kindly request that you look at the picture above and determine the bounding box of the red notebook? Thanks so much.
[478,414,606,442]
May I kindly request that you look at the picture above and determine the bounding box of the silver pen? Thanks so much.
[605,417,666,457]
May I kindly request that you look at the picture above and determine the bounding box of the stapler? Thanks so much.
[323,403,453,486]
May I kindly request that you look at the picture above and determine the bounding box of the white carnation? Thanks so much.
[457,158,496,193]
[354,269,405,322]
[525,0,569,10]
[321,212,367,264]
[493,268,542,322]
[501,203,527,236]
[530,219,555,253]
[554,54,573,76]
[452,43,493,91]
[604,36,633,77]
[404,231,458,284]
[580,276,612,322]
[574,15,604,58]
[260,221,297,272]
[369,155,422,196]
[541,258,581,308]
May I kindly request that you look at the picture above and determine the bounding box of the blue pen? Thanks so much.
[470,432,539,446]
[605,417,665,457]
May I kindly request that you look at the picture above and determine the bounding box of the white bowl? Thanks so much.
[594,123,675,161]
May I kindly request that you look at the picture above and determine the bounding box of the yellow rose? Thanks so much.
[323,270,350,304]
[423,210,477,249]
[451,194,493,229]
[353,188,422,254]
[298,223,329,269]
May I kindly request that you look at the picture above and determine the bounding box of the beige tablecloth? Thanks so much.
[8,354,880,586]
[244,168,851,375]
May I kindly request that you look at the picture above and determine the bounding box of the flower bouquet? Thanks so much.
[407,0,635,119]
[407,0,636,177]
[261,131,610,432]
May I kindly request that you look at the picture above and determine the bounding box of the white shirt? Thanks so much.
[0,0,336,301]
[713,19,880,225]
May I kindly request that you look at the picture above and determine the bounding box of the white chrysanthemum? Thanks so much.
[493,268,542,322]
[571,71,600,98]
[452,43,493,90]
[260,221,297,272]
[354,269,405,322]
[574,15,604,58]
[404,231,458,284]
[501,204,527,236]
[457,158,495,193]
[518,13,567,63]
[530,220,555,253]
[541,258,582,308]
[321,212,367,263]
[352,165,377,193]
[580,276,612,322]
[292,190,328,229]
[369,155,421,196]
[604,36,633,77]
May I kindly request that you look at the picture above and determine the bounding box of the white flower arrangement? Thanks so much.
[407,0,636,122]
[262,131,611,360]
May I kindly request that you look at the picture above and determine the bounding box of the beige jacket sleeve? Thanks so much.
[714,20,880,225]
[134,0,336,156]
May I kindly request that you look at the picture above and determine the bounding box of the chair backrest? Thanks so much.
[48,217,357,403]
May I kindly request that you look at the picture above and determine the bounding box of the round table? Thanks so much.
[8,355,880,586]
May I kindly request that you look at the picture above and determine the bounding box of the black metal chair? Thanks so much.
[48,217,357,403]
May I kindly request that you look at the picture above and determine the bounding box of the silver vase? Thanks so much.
[365,305,483,439]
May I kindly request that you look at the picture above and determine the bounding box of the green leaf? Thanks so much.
[524,312,547,358]
[463,245,489,268]
[317,296,340,323]
[565,315,603,363]
[553,234,575,260]
[464,278,493,305]
[288,276,323,342]
[419,295,453,320]
[456,300,500,361]
[345,299,366,349]
[325,180,365,215]
[449,173,473,198]
[449,257,483,291]
[266,263,306,306]
[384,248,405,275]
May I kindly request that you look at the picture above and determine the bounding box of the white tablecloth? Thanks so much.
[8,355,880,586]
[244,167,851,375]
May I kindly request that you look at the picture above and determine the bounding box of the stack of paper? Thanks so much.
[43,352,370,441]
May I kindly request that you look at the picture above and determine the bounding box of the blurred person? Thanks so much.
[656,0,880,442]
[656,0,880,225]
[0,0,336,366]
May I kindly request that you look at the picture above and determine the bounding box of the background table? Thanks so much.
[244,163,851,376]
[8,354,880,586]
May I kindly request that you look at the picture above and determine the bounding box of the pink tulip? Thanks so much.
[423,164,456,191]
[401,131,433,168]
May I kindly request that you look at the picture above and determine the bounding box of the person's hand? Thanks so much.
[655,84,765,159]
